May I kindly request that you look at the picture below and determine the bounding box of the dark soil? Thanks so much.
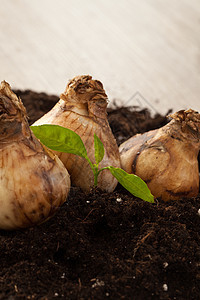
[0,91,200,300]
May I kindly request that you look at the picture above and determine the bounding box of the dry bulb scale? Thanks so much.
[119,109,200,201]
[0,81,70,230]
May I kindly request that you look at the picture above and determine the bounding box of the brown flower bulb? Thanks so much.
[0,81,70,229]
[119,109,200,201]
[33,75,121,192]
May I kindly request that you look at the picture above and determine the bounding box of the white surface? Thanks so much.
[0,0,200,114]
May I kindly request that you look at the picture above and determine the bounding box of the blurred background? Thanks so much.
[1,0,200,114]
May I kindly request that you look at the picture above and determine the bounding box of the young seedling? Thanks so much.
[31,124,154,203]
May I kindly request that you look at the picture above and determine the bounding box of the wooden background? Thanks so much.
[1,0,200,114]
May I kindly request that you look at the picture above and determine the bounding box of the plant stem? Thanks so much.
[94,170,98,186]
[93,165,99,187]
[85,158,99,187]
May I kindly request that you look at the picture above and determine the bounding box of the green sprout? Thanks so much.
[31,125,154,203]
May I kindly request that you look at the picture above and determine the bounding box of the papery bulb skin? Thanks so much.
[0,81,70,230]
[119,109,200,201]
[33,75,120,192]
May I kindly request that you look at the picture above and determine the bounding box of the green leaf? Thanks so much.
[107,166,154,203]
[94,133,104,165]
[31,124,88,159]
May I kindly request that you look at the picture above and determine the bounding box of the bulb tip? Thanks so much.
[0,80,27,119]
[61,75,108,104]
